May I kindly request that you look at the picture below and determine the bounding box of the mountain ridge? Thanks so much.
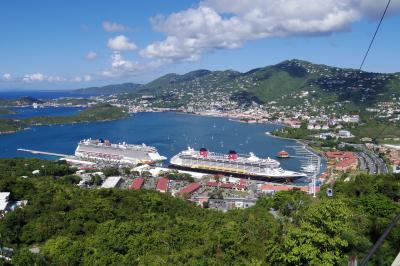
[74,59,400,108]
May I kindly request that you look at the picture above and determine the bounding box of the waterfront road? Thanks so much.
[356,151,388,175]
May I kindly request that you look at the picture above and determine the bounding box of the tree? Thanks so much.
[11,248,43,266]
[268,199,363,265]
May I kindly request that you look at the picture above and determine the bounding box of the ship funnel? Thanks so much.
[199,148,208,157]
[228,150,238,160]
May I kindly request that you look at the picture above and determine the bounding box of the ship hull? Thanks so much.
[169,164,304,183]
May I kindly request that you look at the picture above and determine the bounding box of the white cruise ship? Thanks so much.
[75,138,166,165]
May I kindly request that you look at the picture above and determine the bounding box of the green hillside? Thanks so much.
[75,83,142,95]
[122,59,400,109]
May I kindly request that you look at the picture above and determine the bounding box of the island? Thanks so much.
[0,104,128,134]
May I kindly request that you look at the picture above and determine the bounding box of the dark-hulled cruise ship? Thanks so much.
[170,147,306,182]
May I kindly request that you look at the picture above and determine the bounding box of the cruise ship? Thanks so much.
[75,139,166,165]
[170,147,306,182]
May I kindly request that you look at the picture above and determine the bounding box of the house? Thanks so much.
[177,182,202,196]
[338,130,354,138]
[319,132,335,140]
[208,198,257,211]
[342,115,359,123]
[101,176,122,188]
[130,178,144,190]
[156,177,169,193]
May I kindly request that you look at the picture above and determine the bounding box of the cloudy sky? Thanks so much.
[1,0,399,90]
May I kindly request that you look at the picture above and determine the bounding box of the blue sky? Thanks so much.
[0,0,399,90]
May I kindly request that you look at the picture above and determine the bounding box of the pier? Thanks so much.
[17,149,69,158]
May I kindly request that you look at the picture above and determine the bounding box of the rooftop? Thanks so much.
[130,178,144,190]
[156,177,169,192]
[101,176,122,188]
[177,183,202,195]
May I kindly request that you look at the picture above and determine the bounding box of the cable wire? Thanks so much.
[359,0,392,71]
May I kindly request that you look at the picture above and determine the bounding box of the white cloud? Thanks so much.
[70,75,93,82]
[83,75,92,82]
[102,51,141,77]
[20,73,92,83]
[103,21,128,32]
[107,35,138,51]
[70,76,83,82]
[22,73,46,82]
[85,51,97,60]
[140,0,400,62]
[2,73,12,81]
[46,76,67,82]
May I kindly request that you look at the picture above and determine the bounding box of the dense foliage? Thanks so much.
[0,158,399,265]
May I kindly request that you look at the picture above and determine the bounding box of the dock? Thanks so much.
[17,149,69,158]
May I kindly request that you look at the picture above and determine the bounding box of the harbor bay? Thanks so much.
[0,111,316,179]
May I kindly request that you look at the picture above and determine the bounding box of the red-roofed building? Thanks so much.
[177,183,202,196]
[130,178,144,190]
[156,177,169,193]
[324,151,358,171]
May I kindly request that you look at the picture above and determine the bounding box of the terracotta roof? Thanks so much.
[130,178,144,190]
[178,183,201,195]
[156,177,169,192]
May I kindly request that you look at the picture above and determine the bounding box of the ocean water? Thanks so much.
[0,112,319,179]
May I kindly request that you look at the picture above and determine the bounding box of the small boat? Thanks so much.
[277,150,289,158]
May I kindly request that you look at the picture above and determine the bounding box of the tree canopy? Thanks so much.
[0,158,398,265]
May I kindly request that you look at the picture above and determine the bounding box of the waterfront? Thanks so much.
[0,112,320,181]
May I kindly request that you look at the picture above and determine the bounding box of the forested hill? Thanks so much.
[0,158,399,265]
[0,96,43,107]
[75,82,142,95]
[130,59,400,108]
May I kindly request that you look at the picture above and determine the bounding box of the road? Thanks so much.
[356,151,388,175]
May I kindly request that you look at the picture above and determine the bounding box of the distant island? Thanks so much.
[0,108,15,115]
[0,104,128,134]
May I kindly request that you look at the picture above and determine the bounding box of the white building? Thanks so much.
[342,115,360,123]
[393,166,400,174]
[338,130,354,138]
[0,192,10,214]
[101,176,122,188]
